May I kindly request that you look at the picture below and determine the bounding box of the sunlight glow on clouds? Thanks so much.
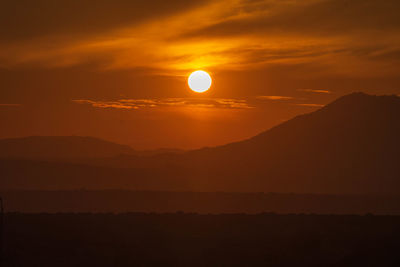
[256,96,294,100]
[298,89,332,94]
[1,0,400,78]
[73,98,253,110]
[296,103,324,107]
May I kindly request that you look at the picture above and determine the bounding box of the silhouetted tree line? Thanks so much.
[2,191,400,215]
[0,198,3,267]
[1,213,400,266]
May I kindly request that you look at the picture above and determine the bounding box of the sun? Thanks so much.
[188,70,212,93]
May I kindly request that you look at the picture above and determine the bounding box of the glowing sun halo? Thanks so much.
[188,70,212,93]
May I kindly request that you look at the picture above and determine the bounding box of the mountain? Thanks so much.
[1,93,400,194]
[181,92,400,193]
[0,136,136,159]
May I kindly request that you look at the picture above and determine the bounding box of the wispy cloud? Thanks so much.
[298,89,332,94]
[73,98,253,110]
[296,103,325,107]
[1,0,400,78]
[72,100,137,109]
[256,95,294,100]
[0,104,21,107]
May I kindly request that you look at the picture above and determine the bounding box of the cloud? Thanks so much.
[171,0,400,74]
[296,103,324,107]
[298,89,332,94]
[72,100,137,109]
[73,98,253,110]
[256,95,294,100]
[0,0,211,42]
[182,0,400,39]
[0,104,21,107]
[1,0,400,79]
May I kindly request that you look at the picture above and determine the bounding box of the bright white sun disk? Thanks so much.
[188,70,212,93]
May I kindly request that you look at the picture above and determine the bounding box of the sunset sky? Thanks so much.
[1,0,400,149]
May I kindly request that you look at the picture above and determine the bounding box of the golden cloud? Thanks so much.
[296,103,324,107]
[1,0,399,79]
[299,89,332,94]
[256,95,294,100]
[72,98,253,110]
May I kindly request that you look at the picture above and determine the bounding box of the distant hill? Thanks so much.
[0,136,136,159]
[0,136,184,160]
[1,93,400,194]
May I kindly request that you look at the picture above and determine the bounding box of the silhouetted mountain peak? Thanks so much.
[321,92,400,113]
[249,92,400,142]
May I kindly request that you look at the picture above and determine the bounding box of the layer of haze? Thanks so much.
[1,0,400,149]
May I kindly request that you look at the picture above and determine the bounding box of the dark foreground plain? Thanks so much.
[2,213,400,266]
[2,191,400,215]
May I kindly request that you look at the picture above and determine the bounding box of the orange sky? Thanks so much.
[1,0,400,149]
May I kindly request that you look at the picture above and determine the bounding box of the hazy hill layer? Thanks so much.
[0,136,136,159]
